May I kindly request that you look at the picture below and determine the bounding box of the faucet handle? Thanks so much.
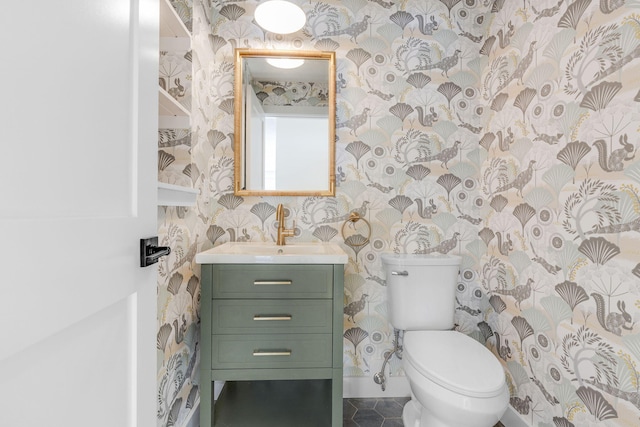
[284,220,296,237]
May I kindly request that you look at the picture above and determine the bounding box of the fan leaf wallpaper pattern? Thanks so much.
[156,0,640,426]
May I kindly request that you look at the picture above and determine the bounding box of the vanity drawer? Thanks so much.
[212,299,332,334]
[211,334,333,369]
[212,265,333,299]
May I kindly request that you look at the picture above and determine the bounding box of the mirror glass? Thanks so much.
[234,49,336,196]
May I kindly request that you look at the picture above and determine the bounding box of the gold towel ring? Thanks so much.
[341,212,371,246]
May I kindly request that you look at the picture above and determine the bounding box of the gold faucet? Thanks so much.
[276,204,295,246]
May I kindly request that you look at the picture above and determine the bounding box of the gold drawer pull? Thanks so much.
[253,315,292,321]
[253,280,292,285]
[252,350,292,357]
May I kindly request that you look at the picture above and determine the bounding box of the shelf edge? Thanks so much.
[158,182,198,206]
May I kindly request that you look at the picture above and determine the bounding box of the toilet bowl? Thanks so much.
[401,330,509,427]
[380,253,509,427]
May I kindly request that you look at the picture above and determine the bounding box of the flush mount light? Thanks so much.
[254,1,306,34]
[266,57,305,69]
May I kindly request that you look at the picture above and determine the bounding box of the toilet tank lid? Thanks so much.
[381,253,461,266]
[404,331,506,398]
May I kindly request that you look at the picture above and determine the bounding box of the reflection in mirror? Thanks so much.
[234,49,336,196]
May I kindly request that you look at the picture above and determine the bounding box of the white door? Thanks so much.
[247,85,266,190]
[0,1,158,426]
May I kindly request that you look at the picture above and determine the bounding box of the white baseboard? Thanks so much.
[500,406,529,427]
[214,380,225,400]
[343,376,411,398]
[343,377,527,427]
[208,377,411,400]
[180,398,200,427]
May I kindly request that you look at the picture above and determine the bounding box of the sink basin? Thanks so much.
[195,242,348,264]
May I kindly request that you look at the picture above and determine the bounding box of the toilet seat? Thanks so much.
[404,330,505,398]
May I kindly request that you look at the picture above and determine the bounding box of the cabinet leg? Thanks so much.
[331,369,343,427]
[200,375,213,427]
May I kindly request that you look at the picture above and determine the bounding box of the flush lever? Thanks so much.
[140,237,171,267]
[391,271,408,276]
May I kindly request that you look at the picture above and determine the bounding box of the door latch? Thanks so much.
[140,237,171,267]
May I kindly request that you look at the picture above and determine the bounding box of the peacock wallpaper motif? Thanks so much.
[157,0,640,426]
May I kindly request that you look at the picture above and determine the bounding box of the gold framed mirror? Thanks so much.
[233,49,336,196]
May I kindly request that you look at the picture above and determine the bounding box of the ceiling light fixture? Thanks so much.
[266,57,305,69]
[254,1,306,34]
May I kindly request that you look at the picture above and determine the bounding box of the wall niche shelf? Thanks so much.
[158,182,198,207]
[157,0,193,207]
[159,86,190,118]
[160,0,190,38]
[158,0,191,123]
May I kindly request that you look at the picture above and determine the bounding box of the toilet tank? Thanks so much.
[381,253,461,331]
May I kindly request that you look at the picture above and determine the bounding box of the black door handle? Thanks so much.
[140,237,171,267]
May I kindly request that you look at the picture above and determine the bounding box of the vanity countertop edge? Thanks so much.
[195,242,349,264]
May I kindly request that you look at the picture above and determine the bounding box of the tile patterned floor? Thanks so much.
[343,398,506,427]
[343,398,408,427]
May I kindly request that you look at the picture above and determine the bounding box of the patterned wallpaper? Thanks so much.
[157,2,196,426]
[251,80,329,107]
[157,1,640,426]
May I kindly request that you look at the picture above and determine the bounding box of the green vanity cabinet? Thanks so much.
[200,263,344,427]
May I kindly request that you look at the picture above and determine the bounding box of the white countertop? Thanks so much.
[195,242,349,264]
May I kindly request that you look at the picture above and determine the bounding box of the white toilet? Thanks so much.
[381,253,509,427]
